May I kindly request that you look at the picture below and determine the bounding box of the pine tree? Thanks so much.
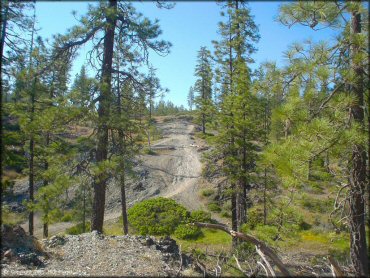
[1,0,34,81]
[211,0,260,244]
[187,86,194,111]
[253,62,284,224]
[56,1,171,232]
[263,2,369,275]
[194,46,214,134]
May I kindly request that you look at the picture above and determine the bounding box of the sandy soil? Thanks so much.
[104,117,206,216]
[144,118,204,210]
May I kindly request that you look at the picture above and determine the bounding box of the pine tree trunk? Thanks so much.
[263,168,267,225]
[43,222,48,238]
[348,11,369,277]
[231,183,238,247]
[237,127,247,230]
[263,100,269,225]
[28,76,37,236]
[42,133,50,239]
[116,36,128,236]
[202,76,206,134]
[0,1,9,62]
[82,186,86,233]
[27,5,36,237]
[202,113,205,134]
[120,167,128,235]
[28,137,34,236]
[91,0,117,233]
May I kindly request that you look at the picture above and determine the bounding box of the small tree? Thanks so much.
[187,86,194,111]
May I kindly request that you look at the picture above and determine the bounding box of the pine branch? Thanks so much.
[309,83,344,119]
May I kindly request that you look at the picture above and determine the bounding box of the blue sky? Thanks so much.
[34,1,338,108]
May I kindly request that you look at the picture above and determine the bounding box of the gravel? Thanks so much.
[1,231,195,277]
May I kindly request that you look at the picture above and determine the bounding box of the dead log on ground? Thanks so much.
[191,222,292,277]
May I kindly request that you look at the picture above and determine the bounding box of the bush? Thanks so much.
[268,205,304,233]
[190,210,212,223]
[174,224,203,240]
[301,194,334,213]
[207,202,221,212]
[143,148,157,155]
[1,205,26,225]
[61,212,73,222]
[128,197,189,236]
[247,206,264,230]
[253,224,279,245]
[201,189,215,197]
[66,222,90,235]
[220,211,231,218]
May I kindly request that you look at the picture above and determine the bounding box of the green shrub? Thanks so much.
[207,202,221,212]
[128,197,189,236]
[220,211,231,218]
[66,222,91,235]
[268,205,304,233]
[253,224,279,245]
[190,210,211,223]
[300,194,334,213]
[174,224,203,240]
[247,206,264,230]
[143,148,157,155]
[201,189,215,197]
[61,212,73,222]
[1,205,26,225]
[299,220,312,230]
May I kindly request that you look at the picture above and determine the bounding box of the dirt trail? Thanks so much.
[20,117,206,237]
[105,117,205,212]
[143,118,204,210]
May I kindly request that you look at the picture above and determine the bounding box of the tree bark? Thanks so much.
[28,137,34,236]
[348,10,369,277]
[28,74,37,236]
[43,222,48,238]
[82,185,86,233]
[42,133,50,238]
[237,109,248,230]
[27,3,36,237]
[0,1,9,62]
[201,67,206,134]
[116,36,129,235]
[120,165,128,235]
[91,0,117,233]
[231,183,238,247]
[263,168,267,225]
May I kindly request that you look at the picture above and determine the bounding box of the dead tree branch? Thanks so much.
[256,246,276,277]
[328,256,344,277]
[192,222,292,277]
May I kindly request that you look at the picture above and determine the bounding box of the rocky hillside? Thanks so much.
[1,225,197,277]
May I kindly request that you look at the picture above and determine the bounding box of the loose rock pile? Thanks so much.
[1,225,196,277]
[1,224,47,268]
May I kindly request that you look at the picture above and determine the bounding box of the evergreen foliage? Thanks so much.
[127,197,189,236]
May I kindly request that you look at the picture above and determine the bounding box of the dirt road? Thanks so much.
[105,116,206,214]
[20,116,205,237]
[145,117,204,210]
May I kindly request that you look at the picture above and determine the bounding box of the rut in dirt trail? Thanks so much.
[146,118,204,210]
[107,117,206,213]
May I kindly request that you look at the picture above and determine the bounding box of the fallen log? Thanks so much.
[191,222,292,277]
[328,256,344,277]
